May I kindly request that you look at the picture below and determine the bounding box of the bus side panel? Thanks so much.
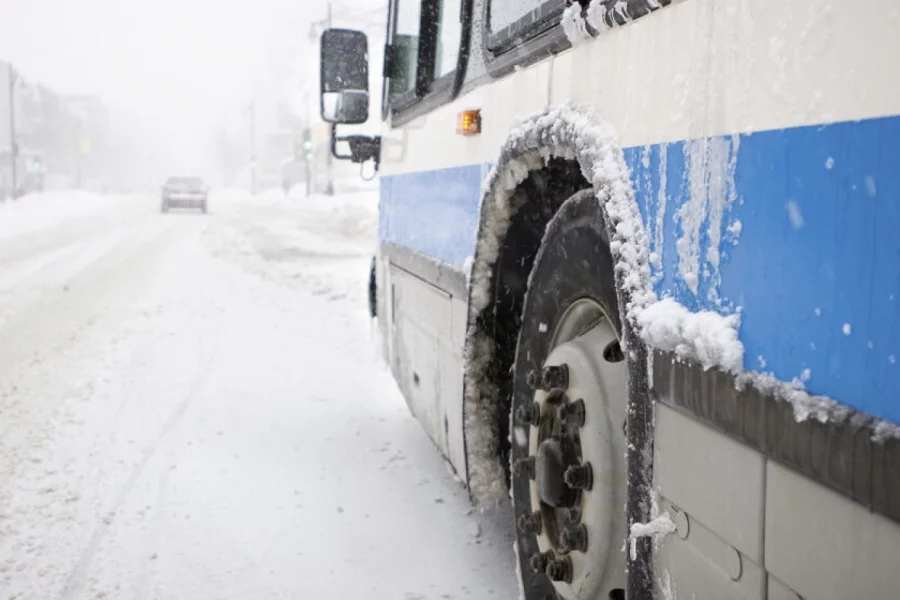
[389,268,455,456]
[620,116,900,424]
[378,166,485,477]
[652,402,900,600]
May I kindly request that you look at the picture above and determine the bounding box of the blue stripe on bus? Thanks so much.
[379,163,489,269]
[380,115,900,423]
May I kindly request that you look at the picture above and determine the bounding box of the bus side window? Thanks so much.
[388,0,463,109]
[434,0,462,79]
[389,0,422,99]
[488,0,546,33]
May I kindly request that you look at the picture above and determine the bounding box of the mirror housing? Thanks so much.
[330,125,380,167]
[320,29,369,125]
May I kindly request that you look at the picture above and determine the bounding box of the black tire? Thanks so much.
[368,256,377,318]
[511,189,622,600]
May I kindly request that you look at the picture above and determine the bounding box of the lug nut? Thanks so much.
[560,524,588,553]
[517,511,543,535]
[526,370,541,389]
[563,399,586,427]
[564,462,593,491]
[544,389,567,405]
[513,456,536,480]
[564,506,582,524]
[540,364,569,391]
[545,556,573,583]
[529,550,554,574]
[515,402,541,427]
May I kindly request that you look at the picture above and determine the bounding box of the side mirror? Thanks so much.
[322,90,369,124]
[320,28,369,125]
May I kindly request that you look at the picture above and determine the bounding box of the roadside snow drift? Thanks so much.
[0,192,124,240]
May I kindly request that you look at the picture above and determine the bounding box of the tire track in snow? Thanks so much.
[0,220,181,503]
[60,328,220,599]
[131,448,173,600]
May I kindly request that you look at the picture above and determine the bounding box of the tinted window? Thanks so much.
[489,0,546,32]
[389,0,421,99]
[434,0,462,78]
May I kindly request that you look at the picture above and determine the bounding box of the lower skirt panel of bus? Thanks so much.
[650,352,900,599]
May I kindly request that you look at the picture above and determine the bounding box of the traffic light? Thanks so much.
[301,128,313,160]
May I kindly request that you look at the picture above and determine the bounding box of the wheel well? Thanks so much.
[482,157,590,485]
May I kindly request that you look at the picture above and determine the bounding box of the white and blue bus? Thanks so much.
[320,1,900,598]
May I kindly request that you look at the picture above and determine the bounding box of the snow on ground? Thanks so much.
[205,188,378,304]
[0,190,517,599]
[0,192,125,241]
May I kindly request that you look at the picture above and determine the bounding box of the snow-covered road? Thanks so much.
[0,191,517,599]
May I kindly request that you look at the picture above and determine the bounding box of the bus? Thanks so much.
[319,1,900,599]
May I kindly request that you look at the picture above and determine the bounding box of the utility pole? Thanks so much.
[7,64,17,200]
[306,1,336,196]
[325,0,335,196]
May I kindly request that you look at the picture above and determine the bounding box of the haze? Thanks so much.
[0,0,383,179]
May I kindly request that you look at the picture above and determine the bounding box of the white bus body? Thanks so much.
[323,1,900,598]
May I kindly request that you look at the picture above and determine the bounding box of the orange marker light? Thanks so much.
[456,109,482,136]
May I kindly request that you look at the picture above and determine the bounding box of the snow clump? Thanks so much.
[637,298,743,373]
[561,2,592,45]
[629,513,676,561]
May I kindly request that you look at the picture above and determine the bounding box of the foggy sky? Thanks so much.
[0,0,386,175]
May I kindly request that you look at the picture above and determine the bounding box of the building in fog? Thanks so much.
[0,60,16,198]
[1,59,115,196]
[63,95,110,191]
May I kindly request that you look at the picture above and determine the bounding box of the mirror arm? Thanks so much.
[329,124,381,172]
[330,124,354,161]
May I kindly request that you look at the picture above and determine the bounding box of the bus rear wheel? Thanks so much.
[510,190,628,600]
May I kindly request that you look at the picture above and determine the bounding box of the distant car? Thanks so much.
[161,176,208,213]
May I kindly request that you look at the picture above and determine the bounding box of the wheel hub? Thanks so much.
[536,438,578,508]
[516,299,629,600]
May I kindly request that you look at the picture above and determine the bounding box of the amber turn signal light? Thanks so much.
[456,109,482,136]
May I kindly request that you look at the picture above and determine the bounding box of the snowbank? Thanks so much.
[203,188,378,306]
[0,192,122,241]
[284,190,379,244]
[212,188,378,254]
